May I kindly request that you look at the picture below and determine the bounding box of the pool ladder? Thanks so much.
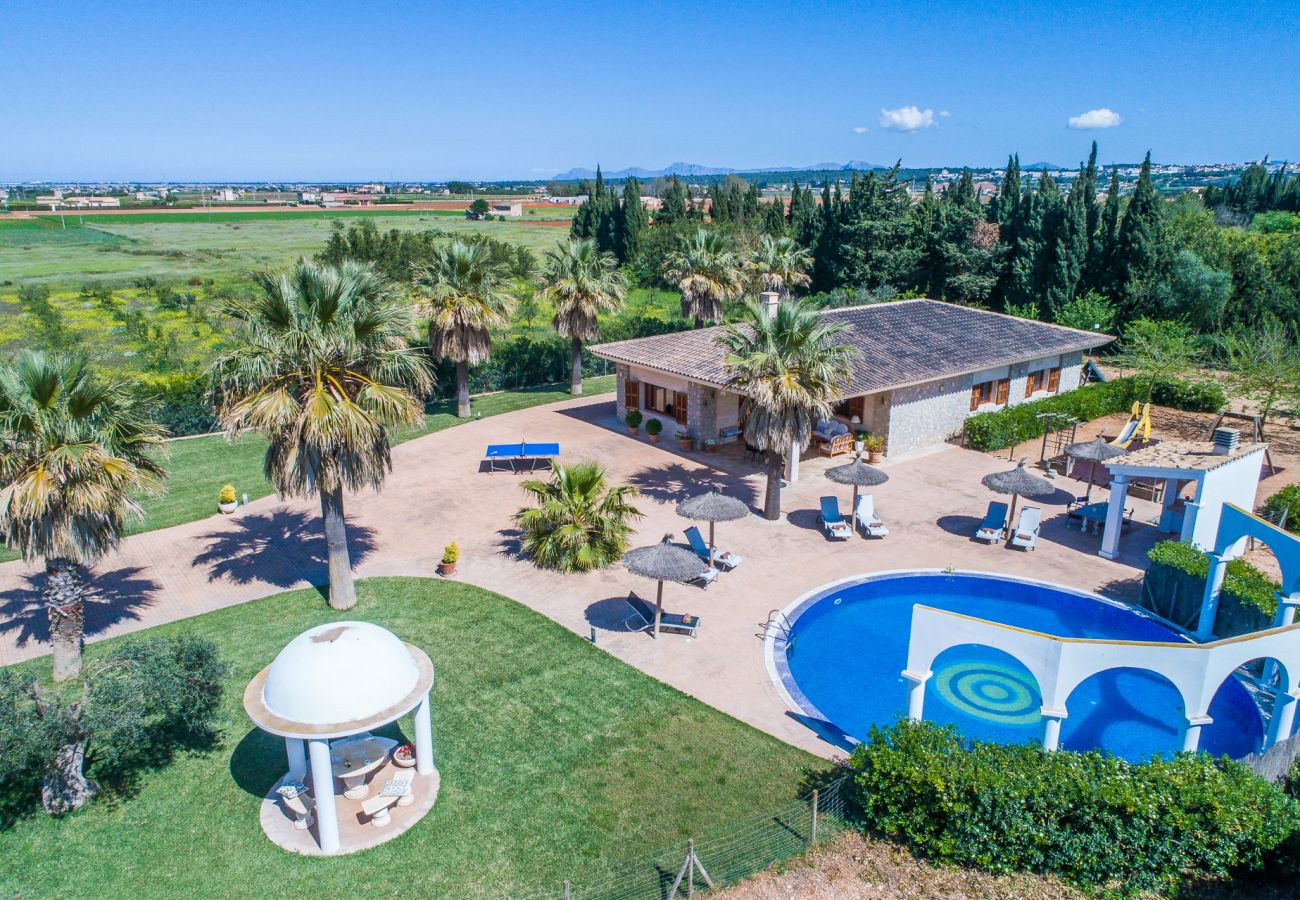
[762,609,793,642]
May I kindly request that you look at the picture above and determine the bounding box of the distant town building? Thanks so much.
[490,201,523,217]
[36,196,63,209]
[214,188,238,202]
[639,196,664,210]
[546,195,588,205]
[297,191,320,204]
[63,196,122,208]
[356,183,386,194]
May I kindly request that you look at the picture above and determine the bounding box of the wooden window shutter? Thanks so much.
[1048,367,1061,392]
[673,391,689,426]
[624,378,639,409]
[970,385,982,412]
[996,378,1010,405]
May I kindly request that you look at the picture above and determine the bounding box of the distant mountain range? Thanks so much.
[551,160,890,181]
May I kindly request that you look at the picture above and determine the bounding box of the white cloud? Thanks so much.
[939,110,951,118]
[852,126,869,134]
[1067,108,1122,130]
[879,106,937,132]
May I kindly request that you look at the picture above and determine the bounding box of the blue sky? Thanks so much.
[2,0,1297,181]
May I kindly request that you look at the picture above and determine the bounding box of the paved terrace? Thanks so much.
[0,394,1164,757]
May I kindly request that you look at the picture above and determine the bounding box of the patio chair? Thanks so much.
[819,496,853,540]
[975,501,1008,544]
[1009,506,1042,551]
[690,565,719,589]
[360,767,416,828]
[622,596,701,637]
[275,780,314,830]
[854,495,889,538]
[684,526,742,570]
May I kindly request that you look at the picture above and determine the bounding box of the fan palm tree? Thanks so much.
[513,461,642,572]
[718,299,855,521]
[664,228,744,328]
[0,351,166,680]
[748,235,812,300]
[413,239,514,417]
[543,239,628,395]
[210,259,433,611]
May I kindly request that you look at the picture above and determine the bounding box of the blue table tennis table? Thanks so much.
[484,442,560,473]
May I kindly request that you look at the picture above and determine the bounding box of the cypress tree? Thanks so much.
[787,182,800,224]
[619,176,646,263]
[1113,152,1168,317]
[660,176,688,224]
[710,182,730,224]
[990,154,1021,224]
[1092,167,1123,296]
[946,169,979,213]
[763,195,787,236]
[811,180,841,292]
[1045,171,1089,314]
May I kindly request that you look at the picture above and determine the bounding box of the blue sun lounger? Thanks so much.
[484,442,560,473]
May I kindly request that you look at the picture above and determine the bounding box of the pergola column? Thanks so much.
[1040,707,1067,751]
[1179,714,1213,753]
[1195,551,1229,641]
[414,690,436,775]
[1098,475,1129,560]
[902,669,931,721]
[1267,689,1300,749]
[285,738,307,780]
[308,738,340,854]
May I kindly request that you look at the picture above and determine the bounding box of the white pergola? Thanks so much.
[1098,440,1265,562]
[243,621,438,855]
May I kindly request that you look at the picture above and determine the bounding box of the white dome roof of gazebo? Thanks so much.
[244,621,435,739]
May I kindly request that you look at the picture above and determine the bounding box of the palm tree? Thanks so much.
[413,239,514,417]
[718,299,854,521]
[0,351,166,680]
[543,239,628,395]
[664,228,744,328]
[748,235,812,300]
[210,259,433,611]
[513,461,642,572]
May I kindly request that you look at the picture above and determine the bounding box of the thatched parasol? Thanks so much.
[824,457,889,531]
[623,535,707,636]
[981,458,1055,539]
[676,489,750,567]
[1065,437,1127,503]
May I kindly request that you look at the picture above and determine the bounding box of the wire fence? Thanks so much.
[517,775,856,900]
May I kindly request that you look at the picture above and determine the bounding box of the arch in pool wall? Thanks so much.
[1060,666,1189,756]
[1197,504,1300,641]
[923,643,1046,738]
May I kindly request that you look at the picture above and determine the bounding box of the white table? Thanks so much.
[329,735,396,799]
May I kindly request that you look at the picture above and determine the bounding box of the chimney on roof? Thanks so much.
[1212,427,1240,456]
[759,291,779,321]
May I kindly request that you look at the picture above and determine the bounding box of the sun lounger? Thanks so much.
[819,496,852,540]
[1009,506,1042,551]
[623,596,701,637]
[854,495,889,538]
[484,441,560,473]
[975,501,1008,544]
[684,526,741,570]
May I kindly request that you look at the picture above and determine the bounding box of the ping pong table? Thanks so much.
[484,442,560,473]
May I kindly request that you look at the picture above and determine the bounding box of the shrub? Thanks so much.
[1149,377,1226,413]
[625,409,643,429]
[1146,539,1280,623]
[441,541,458,565]
[218,484,236,505]
[1264,484,1300,535]
[849,720,1300,894]
[644,417,663,435]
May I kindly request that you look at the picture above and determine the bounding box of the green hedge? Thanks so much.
[1144,540,1279,633]
[1264,484,1300,535]
[849,720,1300,894]
[963,376,1226,452]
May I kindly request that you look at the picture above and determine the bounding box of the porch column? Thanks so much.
[1262,592,1300,686]
[1040,706,1067,751]
[413,690,436,775]
[1267,689,1300,749]
[1195,551,1229,641]
[308,738,340,854]
[785,439,800,482]
[902,669,931,721]
[1098,475,1129,560]
[285,737,307,780]
[1179,714,1213,753]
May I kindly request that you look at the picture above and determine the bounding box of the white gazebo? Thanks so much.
[1098,439,1265,562]
[243,621,439,855]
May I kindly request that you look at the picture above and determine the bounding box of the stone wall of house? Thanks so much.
[687,383,718,441]
[614,365,630,421]
[886,375,973,456]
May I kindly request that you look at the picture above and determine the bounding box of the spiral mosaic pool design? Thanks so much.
[771,571,1264,761]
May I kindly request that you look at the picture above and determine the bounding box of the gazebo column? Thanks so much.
[1195,551,1229,641]
[285,738,307,780]
[308,738,340,854]
[1098,475,1129,560]
[1179,714,1213,753]
[1040,707,1067,752]
[1267,689,1300,749]
[413,690,436,775]
[902,669,931,721]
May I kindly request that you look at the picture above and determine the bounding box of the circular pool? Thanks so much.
[769,571,1263,761]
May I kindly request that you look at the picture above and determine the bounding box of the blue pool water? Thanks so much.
[780,572,1263,760]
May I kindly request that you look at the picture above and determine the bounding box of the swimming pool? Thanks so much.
[770,570,1264,761]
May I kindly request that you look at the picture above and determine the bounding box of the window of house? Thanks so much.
[995,378,1010,404]
[1047,367,1061,392]
[970,381,994,411]
[673,391,689,426]
[832,396,866,421]
[623,379,639,410]
[643,383,671,415]
[1027,369,1045,394]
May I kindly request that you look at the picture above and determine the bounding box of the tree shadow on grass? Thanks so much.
[193,509,377,596]
[230,721,413,799]
[628,461,760,509]
[0,564,161,649]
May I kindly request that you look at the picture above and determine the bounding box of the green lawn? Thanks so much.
[0,577,823,898]
[0,376,613,563]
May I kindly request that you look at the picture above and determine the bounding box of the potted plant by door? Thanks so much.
[853,431,868,454]
[438,541,459,576]
[625,409,643,435]
[677,432,694,452]
[218,484,238,515]
[863,433,885,463]
[703,438,717,453]
[645,417,663,443]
